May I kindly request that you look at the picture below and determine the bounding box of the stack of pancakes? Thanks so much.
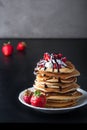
[33,52,83,108]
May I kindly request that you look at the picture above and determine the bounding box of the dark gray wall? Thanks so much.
[0,0,87,38]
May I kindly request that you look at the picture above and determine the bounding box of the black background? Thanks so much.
[0,38,87,125]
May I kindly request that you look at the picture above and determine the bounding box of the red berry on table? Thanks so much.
[23,90,32,104]
[16,41,26,51]
[30,90,46,107]
[2,41,14,56]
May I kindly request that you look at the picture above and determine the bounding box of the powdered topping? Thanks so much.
[34,52,67,73]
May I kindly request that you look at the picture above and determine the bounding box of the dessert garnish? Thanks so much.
[30,90,46,107]
[34,52,67,73]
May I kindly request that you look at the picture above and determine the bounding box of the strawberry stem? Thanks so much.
[25,89,32,96]
[8,41,10,44]
[34,90,41,97]
[22,42,26,47]
[3,41,10,45]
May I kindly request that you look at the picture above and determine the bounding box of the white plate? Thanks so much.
[18,87,87,114]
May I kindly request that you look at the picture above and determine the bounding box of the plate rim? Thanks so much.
[18,87,87,112]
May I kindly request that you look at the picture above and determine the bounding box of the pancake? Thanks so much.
[47,98,78,103]
[36,74,77,83]
[34,83,80,93]
[61,77,77,83]
[46,90,82,100]
[45,100,77,108]
[36,75,58,82]
[36,69,80,80]
[34,80,78,88]
[59,61,75,73]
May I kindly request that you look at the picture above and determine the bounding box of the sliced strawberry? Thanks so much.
[58,53,63,59]
[53,63,57,69]
[43,52,50,61]
[62,57,67,62]
[53,54,58,59]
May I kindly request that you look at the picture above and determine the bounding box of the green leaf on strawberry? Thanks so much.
[34,90,41,97]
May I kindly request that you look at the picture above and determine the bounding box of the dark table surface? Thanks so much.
[0,38,87,125]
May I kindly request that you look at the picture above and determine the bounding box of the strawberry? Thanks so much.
[23,89,32,104]
[62,57,67,62]
[53,54,58,59]
[53,63,57,69]
[16,41,26,51]
[43,52,50,61]
[58,53,63,59]
[2,41,14,56]
[30,90,46,107]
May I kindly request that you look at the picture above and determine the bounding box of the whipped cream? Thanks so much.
[34,52,67,73]
[45,61,53,68]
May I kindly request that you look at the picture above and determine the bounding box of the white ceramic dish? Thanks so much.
[18,87,87,114]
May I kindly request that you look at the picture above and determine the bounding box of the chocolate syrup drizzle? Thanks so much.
[45,84,48,88]
[58,77,62,91]
[34,53,67,73]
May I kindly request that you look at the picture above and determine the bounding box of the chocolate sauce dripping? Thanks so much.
[51,53,59,72]
[50,54,57,72]
[44,66,47,70]
[58,77,61,83]
[55,59,60,72]
[44,84,48,88]
[59,86,62,91]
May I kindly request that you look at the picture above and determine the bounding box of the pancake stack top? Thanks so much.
[33,52,83,108]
